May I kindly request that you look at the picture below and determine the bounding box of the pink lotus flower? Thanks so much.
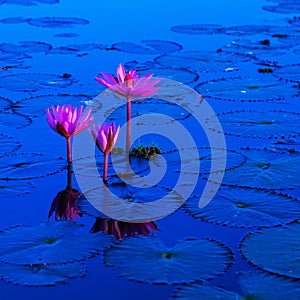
[89,122,120,182]
[46,104,93,163]
[96,64,161,154]
[95,63,161,98]
[90,218,160,240]
[46,105,93,138]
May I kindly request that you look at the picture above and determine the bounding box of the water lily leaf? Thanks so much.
[13,94,89,117]
[105,98,191,125]
[104,235,233,284]
[79,183,183,222]
[0,153,66,180]
[224,24,281,36]
[0,96,12,110]
[0,17,30,24]
[0,73,74,92]
[241,223,300,278]
[75,153,149,178]
[0,111,32,129]
[48,43,106,55]
[0,50,31,64]
[263,3,300,14]
[238,271,300,299]
[27,17,89,28]
[0,180,34,198]
[0,133,21,156]
[206,110,300,139]
[155,50,250,73]
[0,0,58,5]
[273,63,300,82]
[54,32,80,38]
[0,222,112,265]
[172,271,300,299]
[158,147,246,176]
[195,76,296,102]
[112,40,182,55]
[218,148,300,189]
[184,187,300,228]
[171,24,226,35]
[0,261,86,286]
[0,41,52,54]
[172,283,239,299]
[137,67,199,85]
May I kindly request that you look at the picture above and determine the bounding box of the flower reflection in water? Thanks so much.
[48,164,82,221]
[90,218,160,240]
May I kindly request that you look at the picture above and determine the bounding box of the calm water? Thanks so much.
[0,0,299,299]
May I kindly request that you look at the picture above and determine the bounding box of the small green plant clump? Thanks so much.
[130,143,162,160]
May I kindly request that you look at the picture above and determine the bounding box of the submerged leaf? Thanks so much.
[104,235,233,284]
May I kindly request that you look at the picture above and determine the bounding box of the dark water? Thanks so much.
[0,0,300,299]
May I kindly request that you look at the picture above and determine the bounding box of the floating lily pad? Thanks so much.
[224,24,281,36]
[75,153,149,179]
[172,271,300,299]
[218,148,300,189]
[0,17,30,23]
[137,67,198,85]
[0,50,32,64]
[0,0,59,5]
[0,222,112,265]
[0,153,66,180]
[48,43,106,55]
[0,73,74,92]
[0,133,21,156]
[78,183,182,222]
[195,76,296,102]
[154,50,251,73]
[263,4,300,14]
[170,24,226,35]
[159,147,246,176]
[13,94,89,117]
[0,41,52,54]
[0,180,34,198]
[0,96,12,110]
[184,187,300,228]
[0,111,32,129]
[27,17,89,28]
[273,63,300,82]
[105,98,191,125]
[241,223,300,278]
[0,261,86,287]
[111,40,182,55]
[206,110,300,139]
[104,236,233,284]
[54,32,80,38]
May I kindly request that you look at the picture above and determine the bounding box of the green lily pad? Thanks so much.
[104,235,233,284]
[0,261,86,287]
[206,110,300,140]
[172,271,300,299]
[0,222,112,265]
[0,133,21,156]
[241,223,300,278]
[217,148,300,189]
[184,187,300,228]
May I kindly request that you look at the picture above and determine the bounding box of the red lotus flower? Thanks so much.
[89,122,120,182]
[95,63,161,98]
[46,104,93,163]
[90,218,160,239]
